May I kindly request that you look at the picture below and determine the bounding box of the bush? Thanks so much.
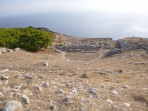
[0,27,53,51]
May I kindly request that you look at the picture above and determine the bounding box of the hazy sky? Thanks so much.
[0,0,148,39]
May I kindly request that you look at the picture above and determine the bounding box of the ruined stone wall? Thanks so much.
[56,45,101,52]
[117,39,148,50]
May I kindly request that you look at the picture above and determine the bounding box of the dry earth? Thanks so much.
[0,48,148,111]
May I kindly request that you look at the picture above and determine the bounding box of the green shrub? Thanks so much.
[0,37,6,46]
[0,27,53,51]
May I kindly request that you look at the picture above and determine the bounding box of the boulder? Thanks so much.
[2,100,23,111]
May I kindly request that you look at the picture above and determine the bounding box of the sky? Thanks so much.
[0,0,148,39]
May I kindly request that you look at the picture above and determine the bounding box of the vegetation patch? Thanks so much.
[0,27,53,51]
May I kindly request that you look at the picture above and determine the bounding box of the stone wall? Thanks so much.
[117,39,148,50]
[56,38,148,54]
[102,49,122,58]
[56,45,101,52]
[56,40,114,52]
[117,40,130,49]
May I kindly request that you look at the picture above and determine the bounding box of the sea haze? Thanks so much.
[0,11,148,39]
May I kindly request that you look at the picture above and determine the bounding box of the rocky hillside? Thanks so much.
[0,27,148,111]
[0,44,148,111]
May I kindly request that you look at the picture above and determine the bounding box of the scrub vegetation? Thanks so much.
[0,27,53,51]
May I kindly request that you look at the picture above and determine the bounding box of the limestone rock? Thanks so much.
[1,69,9,73]
[42,81,49,87]
[111,90,118,95]
[70,87,78,97]
[49,100,56,110]
[13,48,20,51]
[88,88,98,97]
[123,85,129,89]
[0,48,7,54]
[2,100,23,111]
[88,88,97,95]
[6,49,13,53]
[77,85,84,91]
[43,61,48,67]
[25,74,32,79]
[124,103,130,107]
[1,76,9,80]
[106,99,114,104]
[135,62,147,65]
[34,84,42,91]
[55,89,63,95]
[21,94,30,104]
[62,96,71,103]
